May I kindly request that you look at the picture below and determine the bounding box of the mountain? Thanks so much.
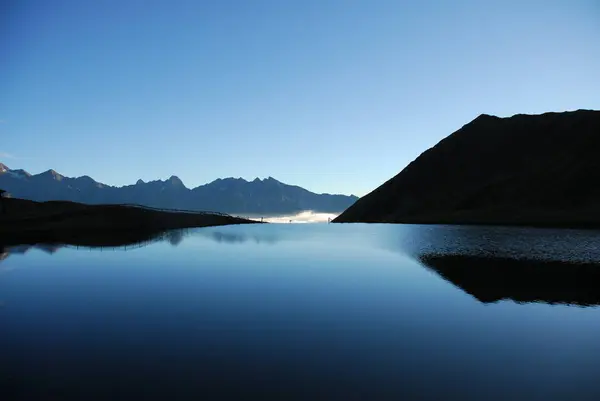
[334,109,600,227]
[0,165,357,214]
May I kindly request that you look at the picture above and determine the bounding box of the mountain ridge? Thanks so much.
[334,109,600,227]
[0,165,357,214]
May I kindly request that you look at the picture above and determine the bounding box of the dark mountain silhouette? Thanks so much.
[0,164,357,214]
[0,197,256,247]
[334,109,600,227]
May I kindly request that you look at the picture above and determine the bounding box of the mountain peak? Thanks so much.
[219,177,247,183]
[76,175,96,182]
[12,169,31,178]
[39,169,64,181]
[167,175,185,187]
[474,113,497,120]
[0,164,31,180]
[0,166,358,214]
[265,176,281,184]
[334,109,600,224]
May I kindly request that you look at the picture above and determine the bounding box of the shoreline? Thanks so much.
[0,198,260,246]
[333,209,600,230]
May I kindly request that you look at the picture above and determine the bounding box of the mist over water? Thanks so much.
[258,211,338,223]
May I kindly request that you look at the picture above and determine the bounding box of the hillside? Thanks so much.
[334,109,600,227]
[0,167,357,214]
[0,197,256,246]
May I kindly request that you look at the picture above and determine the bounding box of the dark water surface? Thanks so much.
[2,224,600,400]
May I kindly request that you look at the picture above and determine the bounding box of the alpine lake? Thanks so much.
[2,223,600,401]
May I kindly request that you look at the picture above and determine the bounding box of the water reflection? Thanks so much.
[0,246,7,262]
[0,226,285,263]
[3,224,600,400]
[166,230,185,246]
[419,254,600,306]
[401,225,600,307]
[395,224,600,263]
[206,231,275,244]
[198,229,282,244]
[1,244,67,262]
[0,229,184,263]
[4,224,600,308]
[0,226,290,260]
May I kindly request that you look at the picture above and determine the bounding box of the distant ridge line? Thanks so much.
[0,165,358,215]
[120,203,233,217]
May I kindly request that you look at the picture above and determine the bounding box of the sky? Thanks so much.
[1,0,599,196]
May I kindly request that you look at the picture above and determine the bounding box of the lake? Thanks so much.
[2,223,600,401]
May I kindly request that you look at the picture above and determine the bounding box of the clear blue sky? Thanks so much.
[1,0,599,196]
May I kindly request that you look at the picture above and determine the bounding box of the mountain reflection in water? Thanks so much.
[3,224,600,308]
[0,226,285,263]
[419,254,600,307]
[3,224,600,400]
[404,225,600,307]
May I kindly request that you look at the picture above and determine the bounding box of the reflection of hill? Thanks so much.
[0,244,64,262]
[0,229,193,263]
[35,244,62,254]
[0,226,285,263]
[420,254,600,306]
[166,230,185,246]
[6,245,35,254]
[203,230,280,245]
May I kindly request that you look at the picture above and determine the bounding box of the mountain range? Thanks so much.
[0,164,357,215]
[335,109,600,227]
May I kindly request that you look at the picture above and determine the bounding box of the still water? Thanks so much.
[2,224,600,400]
